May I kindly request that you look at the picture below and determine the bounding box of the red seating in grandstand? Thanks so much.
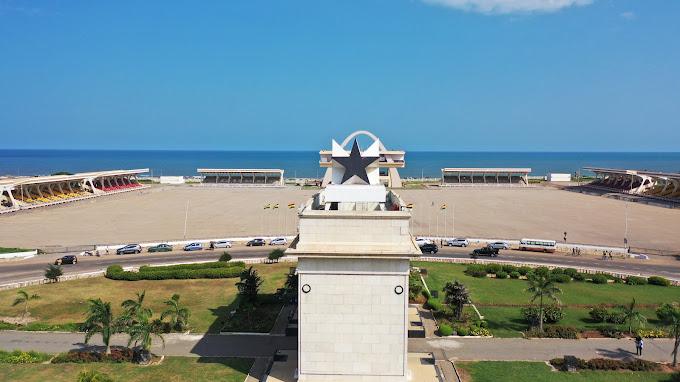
[96,182,142,192]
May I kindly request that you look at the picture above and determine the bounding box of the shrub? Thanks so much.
[587,358,624,370]
[485,264,502,275]
[495,271,508,279]
[522,305,564,325]
[626,276,648,285]
[550,274,571,283]
[219,252,232,262]
[670,372,680,382]
[456,327,469,336]
[598,326,623,338]
[77,370,114,382]
[52,348,133,364]
[648,276,670,287]
[517,266,532,276]
[589,305,610,323]
[502,264,518,273]
[636,328,667,338]
[550,268,564,275]
[572,273,586,282]
[563,268,579,278]
[421,289,431,300]
[534,267,550,277]
[0,350,51,364]
[526,325,578,339]
[509,271,520,279]
[590,274,608,284]
[607,311,626,325]
[439,324,453,336]
[268,249,285,262]
[464,265,488,278]
[425,299,442,312]
[550,357,660,372]
[469,326,492,337]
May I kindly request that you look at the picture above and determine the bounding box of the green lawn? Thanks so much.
[0,262,292,333]
[457,361,672,382]
[0,356,252,382]
[414,261,680,337]
[0,247,32,254]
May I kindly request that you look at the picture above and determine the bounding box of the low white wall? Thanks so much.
[0,250,37,260]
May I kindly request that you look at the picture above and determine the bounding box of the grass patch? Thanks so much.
[414,261,680,337]
[0,247,32,254]
[0,356,252,382]
[0,262,292,333]
[457,361,671,382]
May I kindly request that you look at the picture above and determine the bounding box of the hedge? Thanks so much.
[550,357,660,372]
[52,348,133,364]
[626,276,648,285]
[495,271,508,279]
[106,262,245,281]
[648,276,670,287]
[526,325,578,339]
[138,261,244,272]
[590,274,609,284]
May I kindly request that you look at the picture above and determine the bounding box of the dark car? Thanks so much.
[246,238,266,247]
[148,243,173,253]
[116,244,142,255]
[420,243,438,254]
[55,255,77,265]
[471,247,499,258]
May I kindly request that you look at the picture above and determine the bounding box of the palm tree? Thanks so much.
[83,298,117,355]
[620,298,647,335]
[525,273,562,332]
[127,313,165,360]
[121,291,151,324]
[161,294,190,332]
[12,290,40,322]
[657,303,680,366]
[443,281,470,321]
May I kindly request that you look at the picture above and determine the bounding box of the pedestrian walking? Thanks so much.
[634,336,643,356]
[638,338,644,356]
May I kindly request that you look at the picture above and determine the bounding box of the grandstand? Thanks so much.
[197,168,285,187]
[584,167,680,203]
[0,169,149,214]
[441,168,532,187]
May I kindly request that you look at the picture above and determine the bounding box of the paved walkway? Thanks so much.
[1,331,675,364]
[410,337,676,363]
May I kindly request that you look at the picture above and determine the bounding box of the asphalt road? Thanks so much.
[1,245,678,286]
[0,246,273,285]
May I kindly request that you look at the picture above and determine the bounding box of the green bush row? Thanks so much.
[106,263,245,281]
[550,356,661,372]
[526,325,578,339]
[138,261,244,273]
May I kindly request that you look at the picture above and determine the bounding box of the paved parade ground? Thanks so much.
[0,185,679,252]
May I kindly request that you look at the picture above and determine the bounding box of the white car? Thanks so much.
[211,240,232,249]
[488,241,510,250]
[269,237,288,246]
[447,238,469,247]
[415,237,432,247]
[183,242,203,251]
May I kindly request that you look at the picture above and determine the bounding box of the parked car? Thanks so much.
[183,242,203,251]
[447,238,469,247]
[116,244,142,255]
[488,241,510,250]
[148,243,173,253]
[420,243,439,254]
[54,255,77,265]
[246,238,266,247]
[210,240,232,249]
[415,237,432,247]
[269,237,288,246]
[471,247,499,258]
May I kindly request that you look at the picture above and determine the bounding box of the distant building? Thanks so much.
[549,173,572,182]
[197,168,284,187]
[441,168,531,186]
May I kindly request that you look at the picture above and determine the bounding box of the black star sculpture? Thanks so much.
[333,139,379,184]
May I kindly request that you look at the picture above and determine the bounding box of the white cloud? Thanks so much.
[421,0,594,14]
[620,11,636,20]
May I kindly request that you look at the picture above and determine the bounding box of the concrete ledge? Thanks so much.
[0,250,37,260]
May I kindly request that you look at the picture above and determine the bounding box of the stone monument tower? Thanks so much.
[287,135,421,381]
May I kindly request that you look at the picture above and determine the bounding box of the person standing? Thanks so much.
[638,338,644,356]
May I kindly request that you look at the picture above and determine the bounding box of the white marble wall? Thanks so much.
[298,270,408,379]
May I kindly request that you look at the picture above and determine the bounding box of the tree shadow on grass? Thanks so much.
[195,356,254,374]
[206,297,242,334]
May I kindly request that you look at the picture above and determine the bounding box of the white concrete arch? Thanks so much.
[339,130,387,151]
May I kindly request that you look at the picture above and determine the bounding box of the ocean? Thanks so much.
[1,150,679,178]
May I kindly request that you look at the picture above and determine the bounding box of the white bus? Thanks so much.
[519,238,557,253]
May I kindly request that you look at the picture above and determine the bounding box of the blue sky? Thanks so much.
[1,0,679,151]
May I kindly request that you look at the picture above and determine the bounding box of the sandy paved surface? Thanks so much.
[1,185,679,251]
